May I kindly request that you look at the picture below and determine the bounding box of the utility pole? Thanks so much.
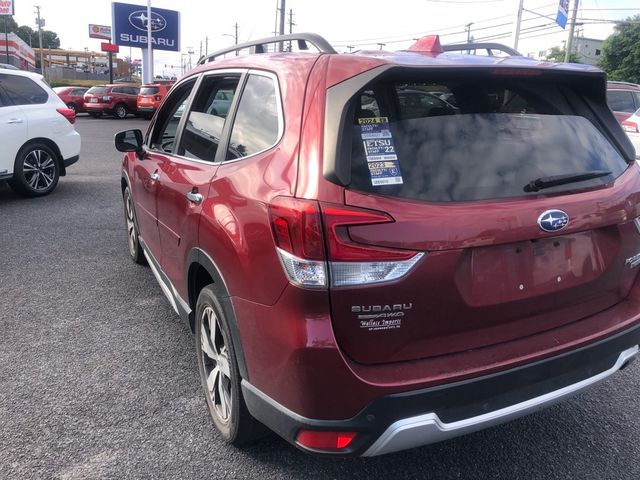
[377,43,386,50]
[3,16,9,64]
[34,5,45,78]
[511,0,524,52]
[347,45,354,53]
[278,0,285,52]
[287,9,294,51]
[205,36,208,56]
[465,22,473,42]
[564,0,579,62]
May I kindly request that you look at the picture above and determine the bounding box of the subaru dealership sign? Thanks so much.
[111,2,180,51]
[556,0,569,29]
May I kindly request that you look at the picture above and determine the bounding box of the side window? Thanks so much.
[607,90,635,113]
[179,75,240,162]
[149,79,197,153]
[0,74,48,105]
[72,89,87,96]
[127,87,139,95]
[225,74,280,160]
[111,87,122,94]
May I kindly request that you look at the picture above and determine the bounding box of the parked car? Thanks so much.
[115,33,640,457]
[83,84,139,119]
[136,83,173,119]
[607,81,640,124]
[621,108,640,159]
[53,86,88,114]
[0,70,80,196]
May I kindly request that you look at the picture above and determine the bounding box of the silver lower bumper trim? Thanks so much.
[363,345,639,457]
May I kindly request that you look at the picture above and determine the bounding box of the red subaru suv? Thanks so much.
[115,34,640,456]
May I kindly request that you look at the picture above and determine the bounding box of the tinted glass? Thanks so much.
[0,74,48,105]
[71,88,87,96]
[87,86,109,94]
[607,90,636,113]
[179,76,239,162]
[140,87,160,95]
[226,75,279,160]
[347,80,628,202]
[149,79,197,153]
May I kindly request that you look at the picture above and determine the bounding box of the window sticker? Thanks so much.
[358,117,404,186]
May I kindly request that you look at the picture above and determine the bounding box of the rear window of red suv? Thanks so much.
[345,77,628,202]
[87,86,109,94]
[140,86,160,95]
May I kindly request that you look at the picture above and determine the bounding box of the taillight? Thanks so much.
[622,120,639,133]
[102,95,112,101]
[296,430,357,451]
[269,197,423,288]
[56,107,76,124]
[269,197,326,287]
[155,95,162,101]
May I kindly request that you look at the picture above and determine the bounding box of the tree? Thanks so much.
[545,46,581,63]
[2,15,61,49]
[599,15,640,83]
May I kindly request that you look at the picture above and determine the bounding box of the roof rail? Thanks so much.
[442,42,521,56]
[198,32,336,65]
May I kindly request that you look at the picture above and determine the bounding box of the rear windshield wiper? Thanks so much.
[524,170,612,193]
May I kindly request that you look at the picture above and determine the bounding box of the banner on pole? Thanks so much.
[556,0,569,29]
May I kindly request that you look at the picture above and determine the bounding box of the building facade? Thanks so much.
[0,33,36,70]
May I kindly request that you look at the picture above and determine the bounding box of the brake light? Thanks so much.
[155,95,162,101]
[269,197,424,288]
[622,120,639,133]
[296,430,357,451]
[56,107,76,124]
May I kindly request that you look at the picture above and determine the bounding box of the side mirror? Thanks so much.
[115,129,144,157]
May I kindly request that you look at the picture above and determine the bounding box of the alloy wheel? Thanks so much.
[124,190,137,257]
[22,149,56,192]
[200,306,233,423]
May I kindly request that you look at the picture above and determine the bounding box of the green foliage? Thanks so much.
[2,16,61,49]
[600,15,640,83]
[545,46,582,64]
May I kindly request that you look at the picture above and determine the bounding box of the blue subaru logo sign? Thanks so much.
[537,209,569,232]
[112,2,180,52]
[129,10,167,32]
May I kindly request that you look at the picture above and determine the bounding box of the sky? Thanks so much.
[11,0,640,78]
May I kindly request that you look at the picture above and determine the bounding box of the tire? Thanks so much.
[123,186,146,265]
[113,103,128,119]
[66,103,77,114]
[8,143,60,197]
[195,286,263,445]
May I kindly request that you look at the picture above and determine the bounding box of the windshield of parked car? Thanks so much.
[346,79,628,202]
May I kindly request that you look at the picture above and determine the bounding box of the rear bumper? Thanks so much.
[63,155,79,168]
[242,322,640,456]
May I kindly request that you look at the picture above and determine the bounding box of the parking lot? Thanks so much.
[1,115,639,479]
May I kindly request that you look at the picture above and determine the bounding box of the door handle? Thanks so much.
[149,172,160,181]
[186,190,204,205]
[7,118,23,124]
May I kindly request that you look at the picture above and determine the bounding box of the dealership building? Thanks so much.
[0,33,36,70]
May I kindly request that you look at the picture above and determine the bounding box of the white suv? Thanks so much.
[0,70,81,196]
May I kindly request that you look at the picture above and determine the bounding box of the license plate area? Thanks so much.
[89,98,98,103]
[463,231,608,305]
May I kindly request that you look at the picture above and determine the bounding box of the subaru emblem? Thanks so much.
[537,209,569,233]
[129,10,167,33]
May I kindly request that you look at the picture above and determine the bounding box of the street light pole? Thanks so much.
[564,0,580,62]
[34,5,45,79]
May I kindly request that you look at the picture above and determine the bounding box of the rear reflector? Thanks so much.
[296,430,357,451]
[56,107,76,124]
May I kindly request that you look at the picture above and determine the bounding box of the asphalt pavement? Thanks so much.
[1,115,639,479]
